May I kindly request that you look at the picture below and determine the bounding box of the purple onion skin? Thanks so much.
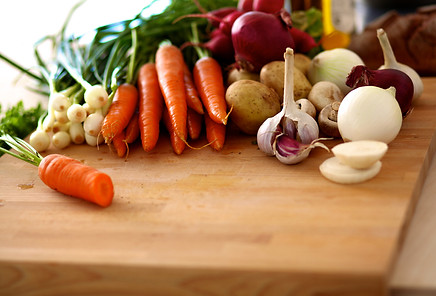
[346,65,414,116]
[231,10,295,72]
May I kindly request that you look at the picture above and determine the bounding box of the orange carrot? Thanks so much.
[112,130,127,158]
[193,56,228,125]
[155,44,188,144]
[183,62,204,114]
[124,111,140,144]
[204,112,226,151]
[137,63,163,152]
[101,83,138,144]
[187,107,203,140]
[163,107,185,155]
[0,134,114,207]
[38,154,114,207]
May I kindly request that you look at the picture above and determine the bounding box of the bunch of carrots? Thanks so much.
[104,38,229,157]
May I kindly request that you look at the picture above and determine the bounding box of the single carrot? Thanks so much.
[183,62,204,114]
[155,44,188,144]
[187,107,203,140]
[101,83,138,144]
[0,134,114,207]
[137,63,163,152]
[204,112,226,151]
[193,56,228,125]
[162,107,185,155]
[124,111,140,144]
[112,130,127,158]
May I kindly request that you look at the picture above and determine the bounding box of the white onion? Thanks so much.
[337,86,402,144]
[307,48,364,95]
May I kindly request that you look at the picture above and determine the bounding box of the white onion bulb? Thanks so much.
[308,48,364,95]
[337,86,402,144]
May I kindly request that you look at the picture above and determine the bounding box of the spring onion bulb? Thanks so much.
[29,130,51,152]
[52,131,71,149]
[337,86,402,144]
[84,85,109,109]
[83,109,104,137]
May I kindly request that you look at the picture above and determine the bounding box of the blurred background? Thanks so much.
[1,0,435,110]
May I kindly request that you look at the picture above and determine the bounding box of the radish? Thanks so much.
[238,0,253,11]
[218,10,245,36]
[289,27,318,53]
[231,10,295,72]
[253,0,284,14]
[209,7,239,28]
[204,29,235,63]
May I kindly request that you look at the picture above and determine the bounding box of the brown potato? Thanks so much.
[260,61,312,103]
[226,67,260,87]
[225,80,281,135]
[294,53,312,76]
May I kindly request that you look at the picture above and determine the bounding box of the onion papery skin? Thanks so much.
[307,48,364,94]
[337,86,402,144]
[346,65,414,116]
[231,11,295,72]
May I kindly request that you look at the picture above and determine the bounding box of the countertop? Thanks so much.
[1,2,436,295]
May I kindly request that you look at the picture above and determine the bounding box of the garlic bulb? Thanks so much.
[257,48,328,164]
[377,28,423,100]
[337,86,402,144]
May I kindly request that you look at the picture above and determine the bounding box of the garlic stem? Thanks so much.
[283,48,298,114]
[376,29,398,67]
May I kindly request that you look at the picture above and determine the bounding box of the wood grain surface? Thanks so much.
[1,78,436,296]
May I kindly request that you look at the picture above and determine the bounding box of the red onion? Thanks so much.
[231,10,295,72]
[346,65,414,116]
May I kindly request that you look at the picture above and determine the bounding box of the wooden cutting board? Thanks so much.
[1,78,436,296]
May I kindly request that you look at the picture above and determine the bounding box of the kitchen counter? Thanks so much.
[1,2,436,295]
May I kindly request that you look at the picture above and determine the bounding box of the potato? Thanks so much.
[226,67,260,86]
[225,80,281,135]
[294,53,311,76]
[260,61,312,103]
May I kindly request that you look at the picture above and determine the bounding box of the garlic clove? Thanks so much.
[275,135,330,165]
[319,156,382,184]
[331,140,388,169]
[257,110,284,156]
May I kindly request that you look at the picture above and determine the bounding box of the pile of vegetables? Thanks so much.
[0,0,427,206]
